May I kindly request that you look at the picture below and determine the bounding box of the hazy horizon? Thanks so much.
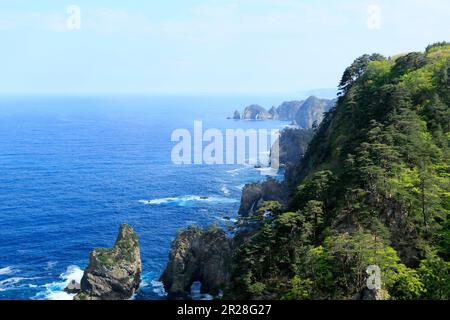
[0,0,449,95]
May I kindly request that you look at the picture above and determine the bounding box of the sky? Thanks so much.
[0,0,449,95]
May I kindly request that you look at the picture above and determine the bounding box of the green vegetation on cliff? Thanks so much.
[229,43,450,300]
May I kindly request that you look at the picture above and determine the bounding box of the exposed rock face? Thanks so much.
[242,105,270,120]
[160,226,233,299]
[238,179,288,216]
[268,106,279,120]
[295,96,336,128]
[271,128,315,170]
[74,224,142,300]
[64,280,81,294]
[277,101,303,121]
[353,288,388,300]
[230,96,336,127]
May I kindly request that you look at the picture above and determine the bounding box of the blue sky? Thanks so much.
[0,0,449,95]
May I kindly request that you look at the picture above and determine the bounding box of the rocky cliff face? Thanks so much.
[277,101,303,121]
[231,96,336,128]
[295,96,336,128]
[238,179,288,216]
[242,105,271,120]
[271,128,315,169]
[268,106,279,120]
[74,224,142,300]
[160,226,233,299]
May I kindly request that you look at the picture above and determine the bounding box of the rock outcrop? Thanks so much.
[238,179,288,216]
[74,224,142,300]
[271,128,315,170]
[64,280,81,294]
[277,100,303,121]
[242,105,271,120]
[268,106,279,120]
[160,226,233,299]
[230,96,336,128]
[295,96,336,128]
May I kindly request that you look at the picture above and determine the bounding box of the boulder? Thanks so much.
[64,280,81,294]
[160,226,233,299]
[74,224,142,300]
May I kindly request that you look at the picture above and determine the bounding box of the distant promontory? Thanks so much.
[231,96,336,128]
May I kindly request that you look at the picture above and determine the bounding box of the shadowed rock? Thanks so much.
[160,226,233,299]
[74,224,142,300]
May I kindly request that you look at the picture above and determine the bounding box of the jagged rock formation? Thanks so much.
[268,106,279,120]
[277,101,303,121]
[160,226,233,299]
[233,110,241,120]
[242,105,271,120]
[238,179,288,216]
[64,280,81,294]
[270,128,315,170]
[167,44,450,301]
[295,96,336,128]
[231,96,336,128]
[74,224,142,300]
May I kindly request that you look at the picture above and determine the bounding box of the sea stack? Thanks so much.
[242,105,270,120]
[160,226,233,299]
[74,224,142,300]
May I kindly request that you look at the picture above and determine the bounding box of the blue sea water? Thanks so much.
[0,96,288,300]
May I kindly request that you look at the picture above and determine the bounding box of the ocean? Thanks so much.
[0,95,288,300]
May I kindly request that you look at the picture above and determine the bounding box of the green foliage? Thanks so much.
[256,201,284,217]
[229,43,449,300]
[418,253,450,299]
[282,276,313,300]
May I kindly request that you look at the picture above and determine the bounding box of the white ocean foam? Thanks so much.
[139,195,237,206]
[138,272,167,298]
[37,265,83,301]
[151,280,168,297]
[220,185,230,195]
[0,277,26,287]
[235,184,245,191]
[226,166,250,176]
[256,167,279,177]
[0,266,14,275]
[0,276,38,292]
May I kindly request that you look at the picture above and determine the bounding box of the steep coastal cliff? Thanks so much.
[231,96,336,128]
[162,43,450,300]
[74,224,142,300]
[160,226,233,299]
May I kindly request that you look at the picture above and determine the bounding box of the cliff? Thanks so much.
[164,43,450,301]
[242,105,271,120]
[74,224,142,300]
[277,101,303,121]
[231,96,336,128]
[160,226,233,299]
[295,96,336,128]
